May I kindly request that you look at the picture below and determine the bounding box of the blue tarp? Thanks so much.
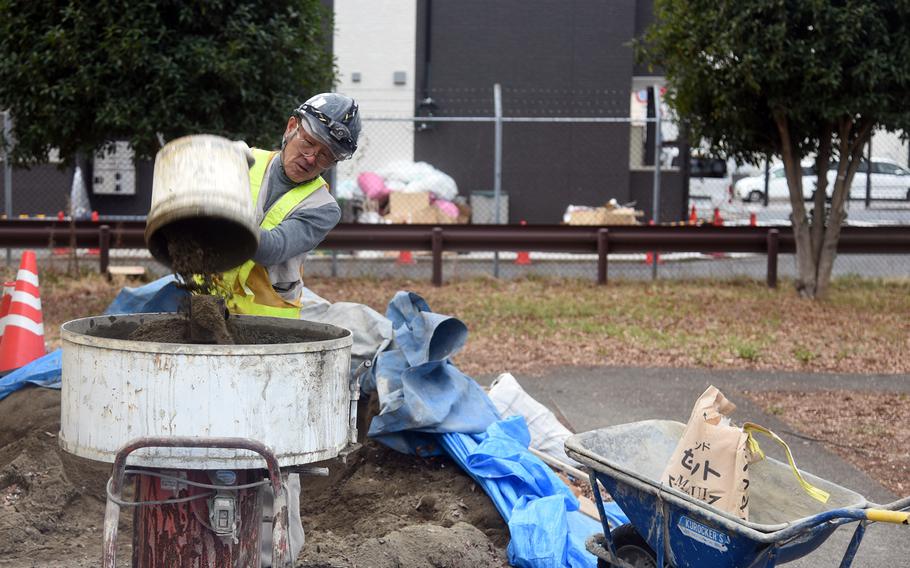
[0,349,63,400]
[367,291,501,455]
[104,275,186,315]
[0,276,187,402]
[371,291,628,568]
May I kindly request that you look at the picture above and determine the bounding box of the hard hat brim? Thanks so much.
[299,113,354,162]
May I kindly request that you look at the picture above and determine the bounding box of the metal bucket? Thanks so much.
[59,313,355,469]
[145,135,259,272]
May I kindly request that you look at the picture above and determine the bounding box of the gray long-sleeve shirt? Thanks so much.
[252,156,341,267]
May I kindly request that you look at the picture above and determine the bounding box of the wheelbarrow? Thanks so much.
[564,420,909,568]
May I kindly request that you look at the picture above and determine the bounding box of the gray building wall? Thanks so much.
[415,0,641,224]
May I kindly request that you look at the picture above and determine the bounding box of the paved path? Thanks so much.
[478,366,910,568]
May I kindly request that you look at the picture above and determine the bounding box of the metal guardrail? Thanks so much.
[0,220,908,286]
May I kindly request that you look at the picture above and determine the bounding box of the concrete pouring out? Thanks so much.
[127,295,235,344]
[163,226,223,293]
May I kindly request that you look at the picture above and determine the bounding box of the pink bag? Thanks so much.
[358,172,390,200]
[434,199,460,218]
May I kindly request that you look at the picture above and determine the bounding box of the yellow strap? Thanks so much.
[866,509,910,525]
[743,422,830,504]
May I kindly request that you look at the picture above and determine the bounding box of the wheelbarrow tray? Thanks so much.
[565,420,868,567]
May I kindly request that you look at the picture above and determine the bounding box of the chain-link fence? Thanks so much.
[2,103,909,282]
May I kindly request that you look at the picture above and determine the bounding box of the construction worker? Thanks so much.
[227,93,360,567]
[227,93,392,378]
[224,92,360,317]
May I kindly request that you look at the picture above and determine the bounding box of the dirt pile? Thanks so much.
[0,388,116,568]
[0,388,509,567]
[299,442,508,568]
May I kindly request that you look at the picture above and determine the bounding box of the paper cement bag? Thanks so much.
[661,386,755,520]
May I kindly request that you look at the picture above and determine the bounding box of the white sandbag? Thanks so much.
[488,373,580,467]
[377,160,459,201]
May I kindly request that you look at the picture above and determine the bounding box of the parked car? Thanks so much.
[734,158,910,202]
[838,158,910,201]
[733,164,816,202]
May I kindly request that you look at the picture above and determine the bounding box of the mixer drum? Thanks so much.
[59,313,355,469]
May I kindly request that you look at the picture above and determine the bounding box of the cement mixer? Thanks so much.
[58,135,360,567]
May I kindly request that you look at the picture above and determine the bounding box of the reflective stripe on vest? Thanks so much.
[223,149,326,318]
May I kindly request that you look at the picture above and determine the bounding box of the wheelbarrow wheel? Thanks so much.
[598,524,659,568]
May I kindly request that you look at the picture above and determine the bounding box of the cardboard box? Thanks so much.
[602,208,641,225]
[568,208,608,225]
[568,207,641,226]
[389,191,431,218]
[385,205,437,224]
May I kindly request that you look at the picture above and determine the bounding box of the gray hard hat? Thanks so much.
[294,93,361,161]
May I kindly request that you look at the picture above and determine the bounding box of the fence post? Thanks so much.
[2,111,12,267]
[651,85,662,282]
[99,224,110,275]
[431,227,443,286]
[492,83,503,278]
[865,138,872,209]
[766,228,779,289]
[597,228,609,285]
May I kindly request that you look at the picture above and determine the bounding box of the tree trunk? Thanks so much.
[774,112,816,297]
[814,119,873,299]
[775,114,873,300]
[810,130,832,264]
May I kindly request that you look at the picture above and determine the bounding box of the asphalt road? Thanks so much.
[478,366,910,568]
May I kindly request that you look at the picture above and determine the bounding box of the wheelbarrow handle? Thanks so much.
[877,495,910,512]
[862,495,910,525]
[865,509,909,525]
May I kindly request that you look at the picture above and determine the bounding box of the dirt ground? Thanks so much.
[744,390,910,496]
[0,388,509,568]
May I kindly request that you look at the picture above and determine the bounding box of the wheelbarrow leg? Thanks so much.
[589,472,617,558]
[838,521,868,568]
[762,545,779,568]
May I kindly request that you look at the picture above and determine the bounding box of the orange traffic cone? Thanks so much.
[515,220,531,265]
[712,208,724,227]
[0,251,46,373]
[749,212,757,227]
[0,281,15,344]
[397,250,415,265]
[689,205,698,225]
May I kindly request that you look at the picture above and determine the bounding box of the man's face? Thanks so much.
[281,117,336,183]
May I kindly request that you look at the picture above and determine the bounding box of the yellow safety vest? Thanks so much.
[221,149,326,318]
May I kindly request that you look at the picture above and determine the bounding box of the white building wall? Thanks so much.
[333,0,417,187]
